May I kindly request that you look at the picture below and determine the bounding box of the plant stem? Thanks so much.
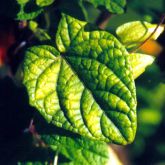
[96,11,112,29]
[54,151,59,165]
[78,0,88,21]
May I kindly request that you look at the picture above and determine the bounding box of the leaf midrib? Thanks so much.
[60,54,129,141]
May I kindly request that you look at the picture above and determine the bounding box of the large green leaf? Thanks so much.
[86,0,126,14]
[23,14,137,145]
[116,21,164,48]
[41,135,110,165]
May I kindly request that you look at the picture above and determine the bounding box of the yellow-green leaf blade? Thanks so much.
[23,14,137,145]
[129,53,155,79]
[116,21,164,48]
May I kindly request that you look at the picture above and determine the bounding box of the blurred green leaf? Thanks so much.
[128,0,165,16]
[86,0,126,14]
[16,0,55,20]
[42,135,110,165]
[36,0,55,7]
[17,8,43,20]
[29,21,51,41]
[136,83,165,138]
[29,20,38,30]
[139,108,162,125]
[17,0,29,4]
[16,0,43,20]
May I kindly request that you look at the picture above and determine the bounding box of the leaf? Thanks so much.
[17,0,30,4]
[29,21,51,41]
[116,21,164,48]
[129,53,155,79]
[16,0,54,20]
[23,14,137,145]
[17,8,43,20]
[35,113,122,165]
[85,0,126,14]
[36,0,55,7]
[41,134,111,165]
[16,0,43,20]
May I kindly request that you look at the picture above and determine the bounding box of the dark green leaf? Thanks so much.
[17,8,43,20]
[16,0,43,20]
[16,0,54,20]
[86,0,126,14]
[42,135,110,165]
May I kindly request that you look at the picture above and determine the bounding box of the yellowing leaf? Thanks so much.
[129,53,155,79]
[116,21,164,48]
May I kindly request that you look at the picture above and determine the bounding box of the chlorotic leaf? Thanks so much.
[36,0,55,7]
[116,21,164,48]
[23,14,137,145]
[41,135,111,165]
[86,0,126,14]
[129,53,155,79]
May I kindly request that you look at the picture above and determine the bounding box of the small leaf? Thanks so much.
[29,21,51,41]
[36,0,55,7]
[17,0,30,5]
[23,14,137,145]
[29,20,38,31]
[16,0,55,20]
[86,0,126,14]
[17,8,43,20]
[16,0,43,20]
[129,53,155,79]
[116,21,164,48]
[41,134,111,165]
